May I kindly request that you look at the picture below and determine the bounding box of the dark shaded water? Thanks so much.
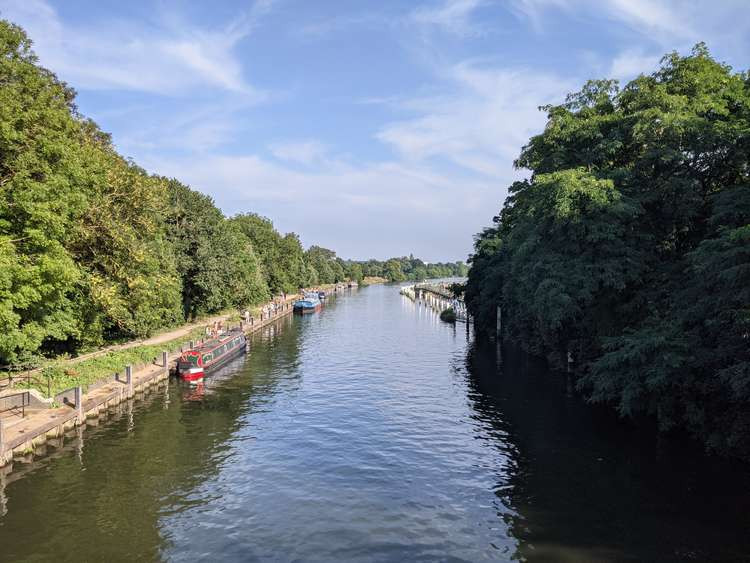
[1,284,749,561]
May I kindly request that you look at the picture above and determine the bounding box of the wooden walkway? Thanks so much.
[401,283,468,321]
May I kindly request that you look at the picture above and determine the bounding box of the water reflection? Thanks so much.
[466,340,750,561]
[0,286,748,562]
[0,314,300,562]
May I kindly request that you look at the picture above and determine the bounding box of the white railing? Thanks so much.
[400,283,468,321]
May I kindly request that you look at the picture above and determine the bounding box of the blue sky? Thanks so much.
[1,0,747,261]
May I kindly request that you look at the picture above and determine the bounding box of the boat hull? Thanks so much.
[201,339,246,373]
[181,367,205,381]
[177,331,247,381]
[294,303,321,314]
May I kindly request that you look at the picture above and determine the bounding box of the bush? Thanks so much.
[440,308,457,323]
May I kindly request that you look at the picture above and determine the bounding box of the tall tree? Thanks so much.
[466,45,750,458]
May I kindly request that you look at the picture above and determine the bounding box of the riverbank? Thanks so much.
[0,286,353,470]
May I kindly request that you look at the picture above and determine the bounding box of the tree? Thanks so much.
[466,44,750,458]
[384,259,405,282]
[229,213,285,294]
[0,21,100,360]
[347,263,364,284]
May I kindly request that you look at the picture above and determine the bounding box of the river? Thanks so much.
[1,284,749,561]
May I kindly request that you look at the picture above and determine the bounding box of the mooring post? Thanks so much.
[0,418,5,461]
[162,350,168,369]
[125,365,133,397]
[75,386,84,424]
[496,305,502,339]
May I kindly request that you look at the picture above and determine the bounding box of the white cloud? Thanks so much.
[376,62,573,177]
[135,60,576,260]
[411,0,489,36]
[141,150,497,261]
[609,50,661,80]
[269,140,330,166]
[510,0,749,53]
[0,0,269,97]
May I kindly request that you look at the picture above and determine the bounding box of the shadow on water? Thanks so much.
[464,338,750,562]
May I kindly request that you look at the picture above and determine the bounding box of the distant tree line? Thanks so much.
[465,45,750,459]
[350,255,468,282]
[0,21,464,366]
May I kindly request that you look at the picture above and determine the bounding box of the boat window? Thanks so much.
[183,354,199,365]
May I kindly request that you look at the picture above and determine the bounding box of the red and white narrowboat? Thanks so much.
[177,329,247,381]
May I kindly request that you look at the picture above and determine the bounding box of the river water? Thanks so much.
[1,284,749,562]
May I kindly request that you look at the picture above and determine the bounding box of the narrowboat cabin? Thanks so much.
[293,292,322,314]
[177,329,247,381]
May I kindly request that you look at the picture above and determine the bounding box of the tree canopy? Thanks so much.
[0,19,464,367]
[465,45,750,459]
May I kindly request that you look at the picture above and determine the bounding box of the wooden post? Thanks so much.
[75,386,84,424]
[125,365,133,397]
[496,305,502,339]
[0,417,5,462]
[162,350,168,369]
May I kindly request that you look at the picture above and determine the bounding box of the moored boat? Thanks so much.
[177,329,247,381]
[294,292,322,314]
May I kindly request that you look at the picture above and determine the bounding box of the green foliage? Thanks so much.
[347,263,364,284]
[25,327,206,396]
[466,45,750,458]
[0,19,330,370]
[352,254,468,282]
[165,180,268,318]
[0,21,87,364]
[305,245,345,284]
[439,307,457,323]
[230,213,309,294]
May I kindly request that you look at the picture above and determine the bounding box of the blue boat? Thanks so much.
[293,292,322,315]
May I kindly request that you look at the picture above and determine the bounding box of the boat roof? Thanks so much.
[184,329,243,356]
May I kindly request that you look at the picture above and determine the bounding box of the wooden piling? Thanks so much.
[0,418,5,462]
[75,386,84,424]
[125,365,133,397]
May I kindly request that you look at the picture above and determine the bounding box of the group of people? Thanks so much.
[242,293,290,323]
[205,320,225,338]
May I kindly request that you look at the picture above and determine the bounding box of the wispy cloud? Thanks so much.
[141,150,497,261]
[376,62,573,177]
[0,0,271,96]
[269,140,331,166]
[411,0,490,37]
[609,49,661,80]
[509,0,748,51]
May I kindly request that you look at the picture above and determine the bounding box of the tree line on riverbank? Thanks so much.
[465,45,750,459]
[0,21,465,367]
